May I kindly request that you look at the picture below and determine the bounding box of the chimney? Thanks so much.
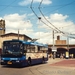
[57,35,60,40]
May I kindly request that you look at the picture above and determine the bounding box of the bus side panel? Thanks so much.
[1,53,48,66]
[26,53,48,65]
[31,57,48,65]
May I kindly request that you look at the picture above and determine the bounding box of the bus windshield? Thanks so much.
[3,41,23,55]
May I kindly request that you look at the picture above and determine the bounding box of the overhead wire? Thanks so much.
[45,0,75,15]
[30,0,62,41]
[39,0,75,38]
[30,0,70,38]
[0,1,75,15]
[42,0,75,8]
[30,0,58,32]
[38,0,65,34]
[31,0,75,39]
[0,0,18,13]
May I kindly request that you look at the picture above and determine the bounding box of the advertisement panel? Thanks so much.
[65,51,69,59]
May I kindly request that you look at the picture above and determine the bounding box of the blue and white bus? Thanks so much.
[1,39,48,67]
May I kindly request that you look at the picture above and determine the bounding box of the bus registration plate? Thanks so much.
[7,61,12,64]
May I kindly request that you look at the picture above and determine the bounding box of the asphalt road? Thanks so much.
[0,59,75,75]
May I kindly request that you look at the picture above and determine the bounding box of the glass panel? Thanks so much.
[3,41,23,55]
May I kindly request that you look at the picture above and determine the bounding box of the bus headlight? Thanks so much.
[1,60,4,62]
[16,60,20,62]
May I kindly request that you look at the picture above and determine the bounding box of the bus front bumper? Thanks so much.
[1,60,23,65]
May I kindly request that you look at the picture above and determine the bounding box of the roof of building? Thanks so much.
[1,32,32,40]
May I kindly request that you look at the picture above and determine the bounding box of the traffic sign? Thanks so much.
[52,47,57,52]
[0,28,5,30]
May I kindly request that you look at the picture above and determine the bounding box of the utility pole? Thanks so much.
[53,30,54,47]
[18,29,19,40]
[67,36,69,50]
[52,30,56,59]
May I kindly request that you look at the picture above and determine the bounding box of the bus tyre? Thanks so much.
[42,56,45,64]
[28,57,31,66]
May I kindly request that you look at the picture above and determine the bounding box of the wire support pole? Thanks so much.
[67,36,69,50]
[53,30,54,47]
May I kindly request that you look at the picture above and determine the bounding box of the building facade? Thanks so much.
[0,19,32,48]
[0,19,32,54]
[0,33,32,48]
[48,36,75,58]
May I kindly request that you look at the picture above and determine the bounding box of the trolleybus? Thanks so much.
[1,39,48,67]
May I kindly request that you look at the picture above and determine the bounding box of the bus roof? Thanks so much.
[30,42,48,47]
[3,39,48,47]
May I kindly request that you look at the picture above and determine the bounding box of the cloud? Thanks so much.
[34,32,53,44]
[49,13,75,33]
[39,13,75,33]
[50,13,68,21]
[19,0,31,6]
[35,13,75,44]
[3,13,33,35]
[1,13,75,44]
[19,0,52,6]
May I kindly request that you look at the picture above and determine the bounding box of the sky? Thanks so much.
[0,0,75,44]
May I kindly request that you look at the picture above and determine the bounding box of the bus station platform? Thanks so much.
[48,58,75,68]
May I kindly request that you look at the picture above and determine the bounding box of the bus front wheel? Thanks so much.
[28,57,31,66]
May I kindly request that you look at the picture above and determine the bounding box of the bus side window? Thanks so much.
[24,45,27,53]
[27,45,31,52]
[30,45,35,53]
[23,49,26,53]
[24,45,26,50]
